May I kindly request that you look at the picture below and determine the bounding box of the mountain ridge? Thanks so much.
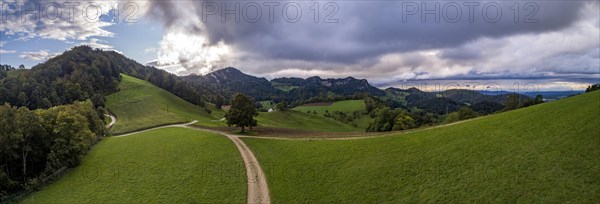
[2,47,541,111]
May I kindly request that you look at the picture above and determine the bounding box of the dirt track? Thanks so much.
[104,113,116,129]
[111,120,271,204]
[225,134,271,204]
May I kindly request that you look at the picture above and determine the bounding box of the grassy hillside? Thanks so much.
[106,74,359,135]
[22,128,245,203]
[293,100,372,129]
[293,100,365,113]
[243,91,600,203]
[106,74,224,134]
[257,110,361,132]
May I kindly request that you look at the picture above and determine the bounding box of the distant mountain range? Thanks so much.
[183,67,384,102]
[2,46,543,114]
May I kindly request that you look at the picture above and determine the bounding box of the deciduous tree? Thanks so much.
[225,93,258,133]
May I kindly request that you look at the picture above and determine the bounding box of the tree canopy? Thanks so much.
[586,84,600,93]
[367,108,416,132]
[0,100,104,197]
[224,93,258,133]
[276,101,288,111]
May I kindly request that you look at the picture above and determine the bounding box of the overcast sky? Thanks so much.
[1,0,598,91]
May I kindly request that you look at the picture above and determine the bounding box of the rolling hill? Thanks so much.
[106,74,225,135]
[242,91,600,203]
[107,74,361,134]
[257,110,361,132]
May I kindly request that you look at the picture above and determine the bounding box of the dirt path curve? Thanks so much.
[109,118,271,204]
[104,113,116,129]
[185,127,271,204]
[111,120,199,137]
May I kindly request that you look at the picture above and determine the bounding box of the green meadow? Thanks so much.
[22,128,246,203]
[257,110,360,132]
[243,91,600,203]
[293,100,366,113]
[293,100,372,129]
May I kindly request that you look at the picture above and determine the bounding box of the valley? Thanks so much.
[1,47,598,203]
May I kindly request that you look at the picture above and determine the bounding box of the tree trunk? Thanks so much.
[241,126,245,133]
[22,148,28,183]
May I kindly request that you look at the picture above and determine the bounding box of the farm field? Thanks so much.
[293,100,365,113]
[105,74,225,135]
[243,91,600,203]
[293,100,372,129]
[257,110,361,132]
[22,127,246,203]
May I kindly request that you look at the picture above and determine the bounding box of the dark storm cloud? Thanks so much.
[145,1,586,64]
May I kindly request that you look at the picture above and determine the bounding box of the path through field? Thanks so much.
[110,118,271,204]
[104,113,116,129]
[111,120,199,137]
[225,134,271,204]
[107,112,480,204]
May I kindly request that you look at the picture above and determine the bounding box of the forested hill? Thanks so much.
[1,46,385,110]
[272,76,386,102]
[183,67,385,104]
[0,46,225,110]
[183,67,281,102]
[0,46,121,109]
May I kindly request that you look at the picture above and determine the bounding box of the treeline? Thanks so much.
[366,92,544,132]
[502,94,543,111]
[0,101,104,198]
[586,84,600,92]
[0,47,121,110]
[0,65,16,78]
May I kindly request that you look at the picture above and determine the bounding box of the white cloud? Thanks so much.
[0,1,119,43]
[0,50,17,54]
[19,50,61,61]
[154,30,231,75]
[76,38,122,54]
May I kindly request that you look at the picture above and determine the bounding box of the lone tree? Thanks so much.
[276,101,288,111]
[225,93,258,133]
